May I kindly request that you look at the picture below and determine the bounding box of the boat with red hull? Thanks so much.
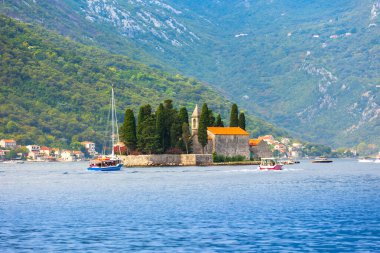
[259,158,283,170]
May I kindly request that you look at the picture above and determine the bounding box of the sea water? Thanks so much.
[0,160,379,252]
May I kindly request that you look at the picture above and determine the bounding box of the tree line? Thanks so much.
[119,101,246,155]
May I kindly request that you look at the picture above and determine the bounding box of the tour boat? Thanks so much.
[312,156,333,163]
[259,158,283,170]
[88,156,123,171]
[87,87,123,171]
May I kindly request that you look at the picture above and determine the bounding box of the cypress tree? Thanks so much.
[170,115,182,149]
[238,112,246,130]
[216,114,224,127]
[163,100,174,151]
[120,108,137,152]
[178,107,189,125]
[198,103,209,154]
[208,109,216,127]
[156,103,165,150]
[230,103,239,127]
[140,115,162,154]
[137,104,152,152]
[182,122,192,154]
[177,107,189,152]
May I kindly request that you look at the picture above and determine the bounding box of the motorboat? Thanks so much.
[312,156,333,163]
[259,158,283,170]
[358,158,373,163]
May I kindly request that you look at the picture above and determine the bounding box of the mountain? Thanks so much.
[0,15,286,148]
[1,1,379,147]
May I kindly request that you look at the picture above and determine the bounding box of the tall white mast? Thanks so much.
[111,87,115,157]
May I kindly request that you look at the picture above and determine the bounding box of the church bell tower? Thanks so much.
[191,104,199,135]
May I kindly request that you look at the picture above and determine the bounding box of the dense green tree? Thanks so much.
[5,150,17,160]
[216,114,224,127]
[178,107,189,125]
[170,115,182,149]
[177,107,189,152]
[70,141,83,151]
[163,100,175,150]
[120,108,137,152]
[238,112,246,130]
[137,104,152,151]
[230,103,239,127]
[208,109,216,127]
[155,103,165,150]
[181,122,192,154]
[198,103,209,153]
[139,115,162,154]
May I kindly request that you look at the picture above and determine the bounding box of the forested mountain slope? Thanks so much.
[0,16,285,148]
[1,0,379,147]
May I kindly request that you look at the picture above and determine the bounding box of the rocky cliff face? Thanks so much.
[84,0,200,48]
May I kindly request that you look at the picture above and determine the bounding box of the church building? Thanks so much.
[191,105,250,159]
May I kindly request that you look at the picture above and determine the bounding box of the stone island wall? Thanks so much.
[119,154,212,167]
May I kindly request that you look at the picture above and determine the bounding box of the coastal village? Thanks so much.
[0,104,323,163]
[0,136,303,163]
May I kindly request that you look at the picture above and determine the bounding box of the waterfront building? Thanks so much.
[249,138,273,160]
[80,141,96,156]
[73,151,84,160]
[40,146,52,157]
[60,150,76,161]
[0,139,17,149]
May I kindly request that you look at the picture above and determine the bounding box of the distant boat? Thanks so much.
[2,160,24,164]
[312,157,333,163]
[259,158,283,170]
[281,158,300,165]
[358,158,373,163]
[87,87,123,171]
[375,159,380,164]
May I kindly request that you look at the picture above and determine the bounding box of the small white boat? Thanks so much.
[312,157,333,163]
[358,158,373,163]
[374,159,380,164]
[2,160,24,164]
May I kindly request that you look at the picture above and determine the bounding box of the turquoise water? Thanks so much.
[1,160,379,252]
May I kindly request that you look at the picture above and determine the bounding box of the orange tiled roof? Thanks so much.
[207,127,249,136]
[249,138,263,146]
[2,139,16,142]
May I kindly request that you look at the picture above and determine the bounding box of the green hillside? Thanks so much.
[1,0,378,148]
[0,15,286,148]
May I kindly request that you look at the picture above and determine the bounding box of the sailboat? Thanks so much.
[87,87,123,171]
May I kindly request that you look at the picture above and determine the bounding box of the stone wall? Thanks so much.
[119,154,213,167]
[213,135,250,159]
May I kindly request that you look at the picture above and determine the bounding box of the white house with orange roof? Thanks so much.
[26,145,45,161]
[0,139,17,149]
[80,141,96,156]
[60,150,76,162]
[40,146,52,156]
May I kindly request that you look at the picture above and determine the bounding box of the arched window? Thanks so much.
[193,118,196,128]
